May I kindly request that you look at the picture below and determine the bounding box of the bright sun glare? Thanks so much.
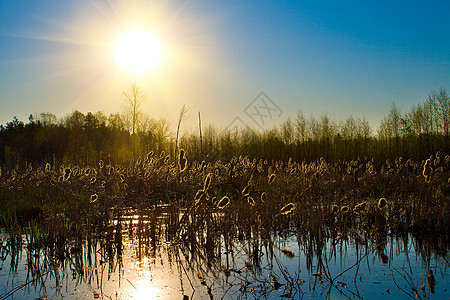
[115,29,163,75]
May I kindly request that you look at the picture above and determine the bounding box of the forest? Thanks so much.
[0,88,448,167]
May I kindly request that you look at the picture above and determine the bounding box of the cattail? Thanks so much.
[146,151,153,161]
[268,173,276,184]
[164,155,170,164]
[217,196,230,209]
[120,174,125,183]
[179,149,185,164]
[45,163,51,172]
[63,168,71,181]
[247,196,255,206]
[195,190,205,203]
[340,206,350,214]
[179,157,187,172]
[99,160,104,169]
[423,158,432,182]
[204,173,211,190]
[359,201,367,211]
[160,151,165,159]
[331,205,339,214]
[280,203,295,215]
[378,198,387,210]
[58,175,63,182]
[90,194,98,203]
[84,168,91,176]
[242,185,250,197]
[353,202,367,213]
[200,160,207,172]
[261,192,267,202]
[90,177,96,184]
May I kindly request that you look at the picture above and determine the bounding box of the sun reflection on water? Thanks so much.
[132,281,159,299]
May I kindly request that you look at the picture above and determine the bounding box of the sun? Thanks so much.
[115,29,163,75]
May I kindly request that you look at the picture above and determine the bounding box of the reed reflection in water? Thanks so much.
[0,211,448,299]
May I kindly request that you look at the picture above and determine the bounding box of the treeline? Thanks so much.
[0,88,448,167]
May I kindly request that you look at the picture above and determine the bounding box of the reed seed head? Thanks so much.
[423,158,432,177]
[179,157,187,172]
[353,202,367,213]
[203,173,211,191]
[242,185,250,197]
[331,205,339,214]
[340,206,350,214]
[280,203,295,215]
[146,151,153,161]
[261,192,267,202]
[268,173,276,184]
[90,194,98,203]
[200,160,207,172]
[195,190,205,203]
[63,168,71,181]
[178,149,185,165]
[217,196,230,209]
[378,198,387,209]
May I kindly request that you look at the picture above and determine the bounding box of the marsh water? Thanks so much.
[0,215,448,300]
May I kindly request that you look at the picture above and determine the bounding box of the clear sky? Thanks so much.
[0,0,448,132]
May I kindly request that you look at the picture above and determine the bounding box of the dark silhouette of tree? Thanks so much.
[0,88,448,167]
[122,82,146,159]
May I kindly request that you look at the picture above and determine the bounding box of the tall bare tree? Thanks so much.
[123,82,146,159]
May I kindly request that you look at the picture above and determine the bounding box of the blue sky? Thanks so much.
[0,0,448,131]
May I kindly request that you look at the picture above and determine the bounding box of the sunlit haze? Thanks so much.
[0,0,448,131]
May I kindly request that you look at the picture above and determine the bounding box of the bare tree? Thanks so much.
[123,82,146,159]
[280,117,294,145]
[295,109,307,143]
[174,104,190,160]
